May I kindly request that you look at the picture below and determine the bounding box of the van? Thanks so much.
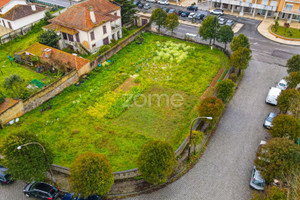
[265,87,281,105]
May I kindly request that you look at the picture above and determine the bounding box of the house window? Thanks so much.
[114,12,117,16]
[103,37,109,45]
[90,31,95,40]
[68,34,74,42]
[76,33,80,42]
[7,21,12,29]
[2,20,6,27]
[92,44,96,48]
[285,4,293,11]
[103,25,107,34]
[62,32,67,40]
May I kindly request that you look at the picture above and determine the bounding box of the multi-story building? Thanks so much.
[44,0,122,53]
[209,0,300,21]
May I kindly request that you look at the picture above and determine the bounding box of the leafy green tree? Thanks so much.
[230,47,252,76]
[164,13,179,35]
[38,30,60,48]
[230,34,250,52]
[3,74,27,99]
[277,89,300,115]
[44,10,54,22]
[151,8,167,32]
[70,153,114,197]
[197,97,224,124]
[216,79,236,103]
[274,19,279,32]
[286,71,300,89]
[198,15,219,45]
[252,186,287,200]
[255,138,300,183]
[287,55,300,73]
[191,130,204,155]
[137,140,176,185]
[0,131,54,182]
[114,0,137,24]
[216,25,234,50]
[270,114,300,142]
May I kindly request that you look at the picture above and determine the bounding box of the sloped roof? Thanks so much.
[25,43,90,71]
[1,4,45,21]
[0,0,11,8]
[43,23,79,35]
[50,0,120,32]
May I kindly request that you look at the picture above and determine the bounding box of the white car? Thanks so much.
[266,87,281,105]
[188,12,195,19]
[146,0,156,2]
[277,79,288,90]
[158,0,169,5]
[210,9,224,15]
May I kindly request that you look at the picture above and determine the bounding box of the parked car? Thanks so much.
[137,3,144,9]
[143,3,151,9]
[210,9,224,15]
[181,11,190,17]
[158,0,169,5]
[218,17,226,25]
[133,0,141,5]
[250,166,265,191]
[225,19,234,26]
[0,165,13,185]
[188,12,195,19]
[199,13,206,20]
[193,13,201,20]
[187,5,198,11]
[146,0,156,2]
[263,112,277,129]
[62,193,102,200]
[23,182,60,200]
[163,7,170,13]
[168,8,175,14]
[277,79,288,90]
[175,10,183,16]
[266,87,281,105]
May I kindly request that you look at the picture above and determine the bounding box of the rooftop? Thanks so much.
[1,4,45,21]
[0,0,11,8]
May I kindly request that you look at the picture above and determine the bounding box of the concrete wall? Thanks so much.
[0,0,27,15]
[0,101,24,125]
[6,10,46,30]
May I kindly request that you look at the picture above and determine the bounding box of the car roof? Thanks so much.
[260,140,267,145]
[279,79,287,84]
[0,166,8,175]
[33,182,53,193]
[268,112,277,118]
[254,168,264,182]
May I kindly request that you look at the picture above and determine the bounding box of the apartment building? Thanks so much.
[209,0,300,21]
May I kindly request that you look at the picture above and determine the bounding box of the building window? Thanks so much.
[103,25,107,34]
[114,12,117,16]
[261,0,268,5]
[7,21,12,29]
[285,4,293,11]
[76,33,80,42]
[92,44,96,48]
[90,31,95,40]
[62,32,67,40]
[103,37,109,45]
[2,20,6,27]
[68,34,74,42]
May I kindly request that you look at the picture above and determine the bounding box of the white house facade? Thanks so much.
[0,0,27,15]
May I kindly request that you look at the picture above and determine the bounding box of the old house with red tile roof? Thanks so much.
[0,0,46,30]
[44,0,122,53]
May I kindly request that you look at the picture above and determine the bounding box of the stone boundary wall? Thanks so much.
[268,24,300,41]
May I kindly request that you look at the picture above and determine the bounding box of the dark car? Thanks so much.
[137,3,144,9]
[24,182,60,200]
[168,8,175,14]
[175,10,183,16]
[163,7,170,13]
[133,0,141,5]
[187,5,198,11]
[62,193,102,200]
[0,165,13,185]
[181,11,190,17]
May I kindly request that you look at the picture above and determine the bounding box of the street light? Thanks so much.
[187,116,212,161]
[17,142,56,185]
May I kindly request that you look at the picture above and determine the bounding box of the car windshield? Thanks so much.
[266,117,273,122]
[4,174,11,180]
[279,83,286,86]
[253,179,265,187]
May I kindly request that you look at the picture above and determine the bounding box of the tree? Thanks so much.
[38,30,60,48]
[277,89,300,115]
[252,186,287,200]
[286,55,300,74]
[114,0,137,24]
[164,13,179,35]
[286,71,300,89]
[270,114,300,142]
[230,34,250,52]
[198,15,219,45]
[137,140,176,185]
[70,153,114,197]
[216,79,236,103]
[0,131,54,182]
[3,74,27,99]
[191,130,204,155]
[230,47,252,76]
[151,8,167,32]
[44,10,54,22]
[255,138,300,183]
[284,171,300,200]
[216,25,234,50]
[197,97,224,124]
[274,19,279,32]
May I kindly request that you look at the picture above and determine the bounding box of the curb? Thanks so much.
[268,24,300,42]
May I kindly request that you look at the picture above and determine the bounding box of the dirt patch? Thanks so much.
[0,98,20,115]
[114,76,139,92]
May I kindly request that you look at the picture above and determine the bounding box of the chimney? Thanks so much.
[89,6,96,24]
[44,48,52,58]
[31,4,36,11]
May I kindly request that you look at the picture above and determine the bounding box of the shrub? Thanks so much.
[286,55,300,73]
[191,130,205,155]
[286,71,300,89]
[122,27,129,35]
[70,153,114,197]
[229,73,238,82]
[137,140,176,185]
[252,186,287,200]
[197,97,224,124]
[38,30,60,48]
[216,79,236,103]
[0,97,5,104]
[98,45,110,55]
[277,89,300,114]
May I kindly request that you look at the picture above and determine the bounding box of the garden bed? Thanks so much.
[271,25,300,39]
[0,33,229,171]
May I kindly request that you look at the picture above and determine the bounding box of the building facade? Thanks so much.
[210,0,300,21]
[44,0,122,53]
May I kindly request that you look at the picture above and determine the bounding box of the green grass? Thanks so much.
[271,25,300,39]
[0,22,52,92]
[0,33,229,171]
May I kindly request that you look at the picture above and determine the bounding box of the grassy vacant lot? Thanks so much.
[271,25,300,39]
[0,33,229,171]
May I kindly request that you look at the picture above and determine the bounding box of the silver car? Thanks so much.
[143,3,151,9]
[225,19,234,26]
[263,112,277,129]
[250,166,265,190]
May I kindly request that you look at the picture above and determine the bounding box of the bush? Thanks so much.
[286,71,300,89]
[98,45,110,55]
[197,97,224,124]
[137,140,176,185]
[229,73,238,82]
[122,27,129,35]
[216,79,236,103]
[277,89,300,114]
[0,97,5,104]
[252,186,287,200]
[286,55,300,73]
[70,153,114,197]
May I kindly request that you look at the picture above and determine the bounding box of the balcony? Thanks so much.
[282,8,300,14]
[111,24,121,32]
[211,0,277,10]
